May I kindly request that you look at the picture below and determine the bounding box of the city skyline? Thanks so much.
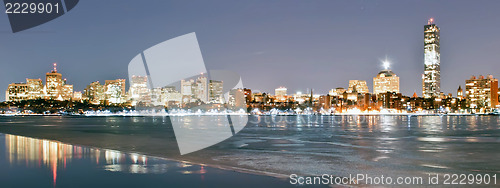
[3,59,500,102]
[1,1,500,100]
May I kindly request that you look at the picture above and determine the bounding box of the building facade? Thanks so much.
[348,80,369,94]
[373,70,400,95]
[465,75,499,110]
[105,79,126,104]
[208,80,224,103]
[26,79,43,100]
[275,87,287,97]
[129,76,150,105]
[422,18,441,98]
[45,64,63,99]
[83,81,105,104]
[6,83,28,101]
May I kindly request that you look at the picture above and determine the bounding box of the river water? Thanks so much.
[0,115,498,187]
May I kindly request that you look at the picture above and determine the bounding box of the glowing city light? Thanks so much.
[383,60,390,70]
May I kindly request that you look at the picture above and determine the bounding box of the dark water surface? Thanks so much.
[0,133,295,188]
[0,115,499,187]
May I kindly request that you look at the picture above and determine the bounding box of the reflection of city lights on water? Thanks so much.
[105,150,124,164]
[5,134,167,182]
[5,134,77,187]
[179,164,207,175]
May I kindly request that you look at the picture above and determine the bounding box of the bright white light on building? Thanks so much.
[383,60,390,70]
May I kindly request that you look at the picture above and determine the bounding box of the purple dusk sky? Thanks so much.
[1,0,500,100]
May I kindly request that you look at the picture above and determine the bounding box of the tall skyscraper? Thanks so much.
[422,18,440,98]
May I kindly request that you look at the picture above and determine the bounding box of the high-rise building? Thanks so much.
[422,18,441,98]
[45,63,63,99]
[194,75,208,103]
[26,78,43,100]
[83,81,105,104]
[5,83,28,101]
[5,64,74,102]
[180,74,209,104]
[129,76,150,105]
[209,80,224,103]
[105,79,126,104]
[275,87,287,97]
[348,80,369,94]
[465,75,499,110]
[160,86,182,107]
[373,62,400,95]
[61,84,74,101]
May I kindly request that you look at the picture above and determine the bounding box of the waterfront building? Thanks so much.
[5,83,28,101]
[348,80,369,94]
[160,86,182,107]
[457,86,464,99]
[5,64,74,102]
[329,87,346,97]
[228,89,246,110]
[465,75,499,110]
[61,84,73,101]
[179,74,209,104]
[194,75,208,103]
[129,76,150,105]
[373,61,400,95]
[422,18,441,98]
[275,87,287,102]
[318,95,332,109]
[45,63,63,99]
[73,91,82,101]
[180,79,194,96]
[252,92,267,103]
[105,79,126,104]
[26,78,43,100]
[243,88,252,104]
[83,81,105,105]
[275,87,287,97]
[209,80,224,103]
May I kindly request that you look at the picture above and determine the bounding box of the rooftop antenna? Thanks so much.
[428,18,434,25]
[53,63,57,73]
